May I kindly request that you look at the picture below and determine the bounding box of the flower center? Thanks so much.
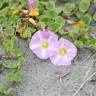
[41,41,49,48]
[59,48,68,56]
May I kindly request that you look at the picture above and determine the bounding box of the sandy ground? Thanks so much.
[14,39,96,96]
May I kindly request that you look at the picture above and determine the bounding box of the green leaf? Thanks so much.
[4,27,14,36]
[81,14,92,25]
[0,85,5,94]
[17,57,25,67]
[80,33,90,46]
[45,1,55,9]
[39,15,52,25]
[93,0,96,6]
[45,10,57,19]
[90,39,96,46]
[10,49,23,57]
[74,40,84,48]
[4,88,14,96]
[38,21,46,28]
[63,3,76,16]
[20,0,27,8]
[57,0,67,3]
[3,60,18,69]
[86,26,94,33]
[3,40,14,53]
[59,30,65,35]
[76,12,84,19]
[0,2,2,8]
[48,22,63,32]
[93,12,96,21]
[79,0,90,13]
[55,7,63,15]
[5,71,22,83]
[54,16,65,25]
[27,27,36,38]
[69,28,79,39]
[91,74,96,81]
[38,1,46,14]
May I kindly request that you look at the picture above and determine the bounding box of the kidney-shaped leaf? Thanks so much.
[79,0,90,13]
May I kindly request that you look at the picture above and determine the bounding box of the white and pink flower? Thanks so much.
[28,0,36,11]
[29,29,58,59]
[28,0,39,16]
[29,28,77,66]
[50,38,77,66]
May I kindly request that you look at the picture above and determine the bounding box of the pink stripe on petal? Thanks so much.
[42,29,50,39]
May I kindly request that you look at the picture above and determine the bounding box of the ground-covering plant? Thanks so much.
[0,0,96,95]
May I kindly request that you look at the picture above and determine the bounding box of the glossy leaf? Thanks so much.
[0,85,5,94]
[54,16,65,25]
[79,0,90,13]
[81,14,92,25]
[4,88,14,96]
[17,57,25,66]
[44,10,57,19]
[5,71,22,83]
[3,60,18,69]
[93,12,96,21]
[45,1,55,9]
[10,49,23,57]
[74,40,84,48]
[91,74,96,81]
[3,40,14,53]
[69,27,79,39]
[48,22,63,32]
[93,0,96,6]
[63,3,76,16]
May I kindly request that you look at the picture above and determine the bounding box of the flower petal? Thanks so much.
[41,49,49,59]
[29,28,59,60]
[50,38,77,66]
[59,38,77,59]
[32,48,49,59]
[28,0,36,11]
[67,49,77,60]
[48,40,59,57]
[50,54,71,66]
[59,38,76,49]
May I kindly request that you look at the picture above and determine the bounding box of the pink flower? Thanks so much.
[29,29,58,59]
[50,38,77,66]
[28,0,36,11]
[28,0,39,16]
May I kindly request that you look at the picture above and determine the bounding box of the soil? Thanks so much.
[14,39,96,96]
